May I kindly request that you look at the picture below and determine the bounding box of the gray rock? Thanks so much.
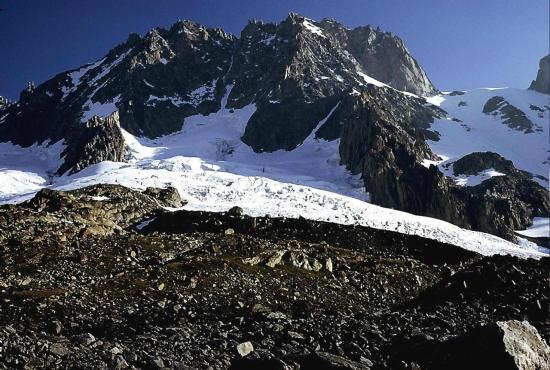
[58,111,127,175]
[52,320,62,335]
[403,320,550,370]
[227,206,244,216]
[114,355,129,369]
[319,20,437,96]
[23,357,44,369]
[497,320,550,370]
[325,258,333,273]
[482,96,534,133]
[237,342,254,357]
[153,357,165,368]
[144,186,186,208]
[334,87,548,240]
[74,333,96,346]
[452,152,520,177]
[266,250,287,268]
[529,55,549,94]
[49,343,71,357]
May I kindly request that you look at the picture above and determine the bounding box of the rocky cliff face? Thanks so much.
[320,20,437,96]
[58,112,126,175]
[452,152,524,177]
[329,88,549,240]
[0,13,436,162]
[483,96,536,133]
[529,55,549,94]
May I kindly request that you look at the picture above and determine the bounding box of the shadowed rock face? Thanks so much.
[328,89,549,240]
[483,96,536,133]
[58,112,126,175]
[452,152,521,177]
[529,55,549,94]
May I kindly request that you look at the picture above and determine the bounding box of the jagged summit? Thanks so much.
[319,20,437,96]
[0,14,547,244]
[0,13,437,150]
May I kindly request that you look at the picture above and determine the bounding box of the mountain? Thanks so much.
[0,14,548,248]
[529,55,549,94]
[0,13,435,158]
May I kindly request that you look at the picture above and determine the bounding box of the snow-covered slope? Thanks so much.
[0,88,548,259]
[0,140,65,199]
[516,218,549,239]
[426,88,549,186]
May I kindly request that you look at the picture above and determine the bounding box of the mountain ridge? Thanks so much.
[0,13,548,246]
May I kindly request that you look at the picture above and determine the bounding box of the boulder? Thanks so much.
[237,342,254,357]
[395,320,550,370]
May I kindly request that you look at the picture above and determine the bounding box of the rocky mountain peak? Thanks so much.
[529,54,549,94]
[1,14,441,201]
[137,29,176,66]
[315,19,437,96]
[346,26,437,96]
[0,14,439,150]
[0,14,547,246]
[285,11,302,22]
[0,96,10,112]
[125,32,142,47]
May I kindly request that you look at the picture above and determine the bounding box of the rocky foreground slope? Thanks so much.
[0,185,548,369]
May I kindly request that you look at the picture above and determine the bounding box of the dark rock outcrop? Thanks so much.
[529,55,549,94]
[4,184,185,241]
[483,96,536,133]
[331,89,548,240]
[234,14,365,152]
[143,186,186,208]
[58,112,126,175]
[464,175,550,240]
[0,96,10,112]
[452,152,522,177]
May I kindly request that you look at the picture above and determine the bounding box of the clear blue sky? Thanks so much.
[0,0,548,99]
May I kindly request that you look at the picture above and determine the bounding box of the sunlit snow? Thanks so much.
[0,86,548,259]
[303,19,326,38]
[426,88,549,187]
[516,218,549,239]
